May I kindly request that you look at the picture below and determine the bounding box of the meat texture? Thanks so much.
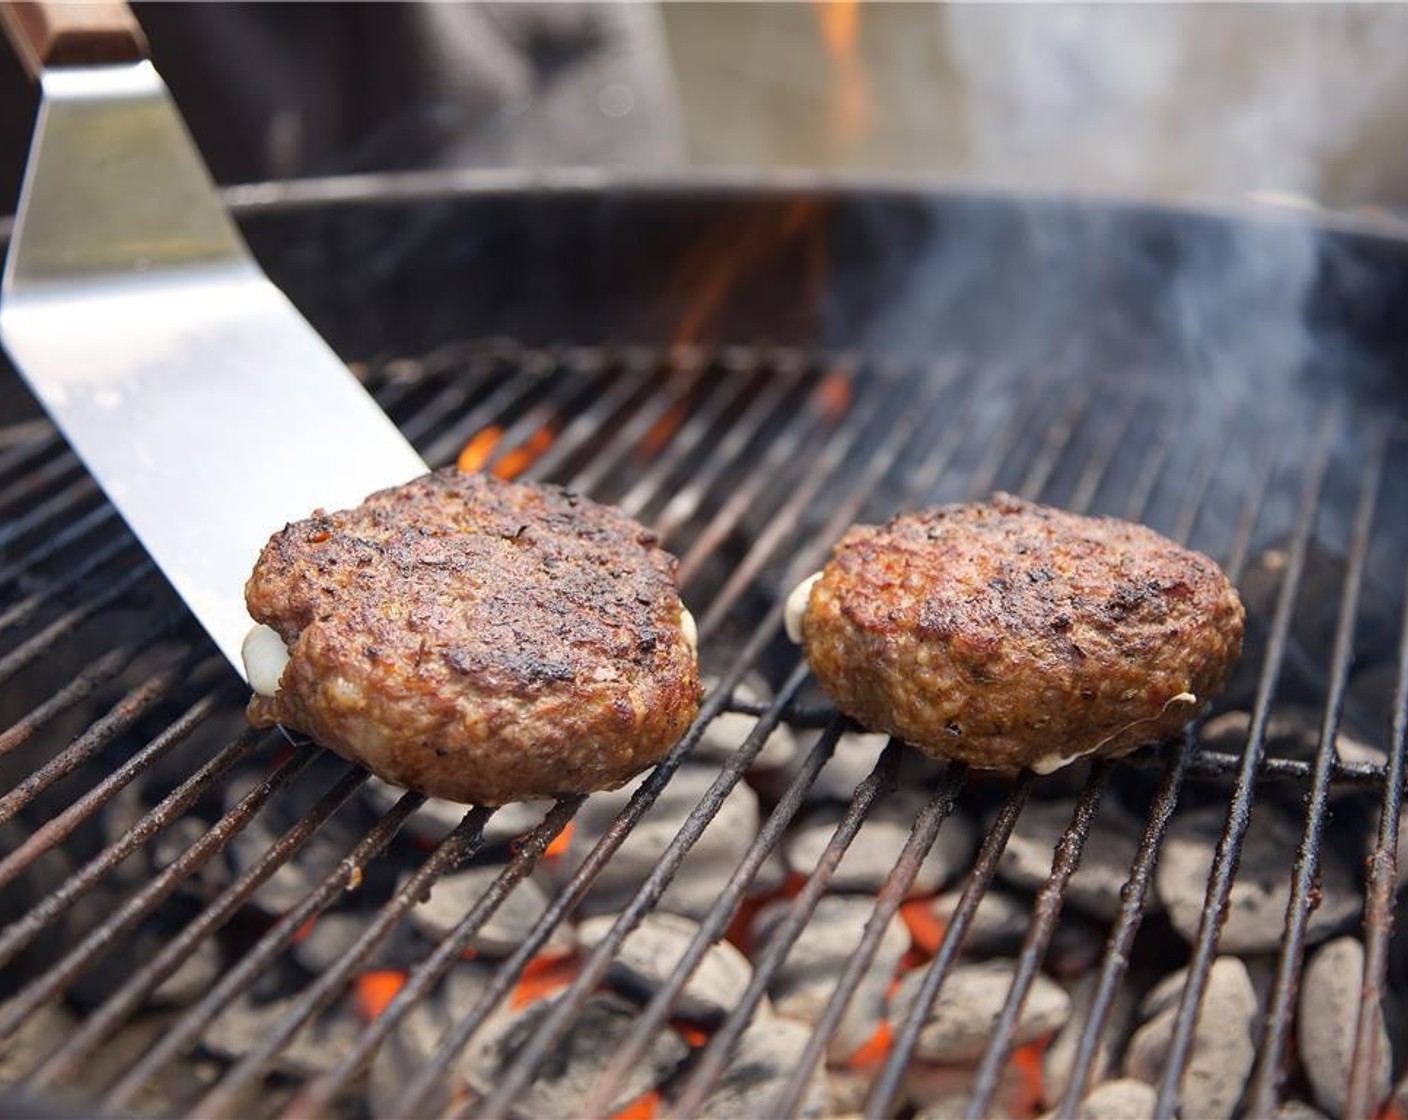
[245,469,700,804]
[800,494,1244,772]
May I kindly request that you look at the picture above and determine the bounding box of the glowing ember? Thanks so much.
[844,1020,894,1069]
[610,1089,661,1120]
[353,969,406,1022]
[457,426,504,473]
[1008,1036,1050,1116]
[899,897,948,959]
[543,820,575,862]
[671,1020,712,1048]
[493,424,555,481]
[509,951,579,1009]
[290,916,318,945]
[638,401,688,460]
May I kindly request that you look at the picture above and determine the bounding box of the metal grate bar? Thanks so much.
[0,425,60,487]
[417,353,557,467]
[615,354,800,523]
[1054,735,1194,1117]
[0,449,82,520]
[0,728,265,984]
[0,534,137,637]
[283,796,586,1119]
[0,613,181,760]
[1152,415,1338,1119]
[0,732,299,1043]
[0,504,117,592]
[0,562,154,688]
[665,741,906,1120]
[0,676,233,894]
[473,660,821,1120]
[1350,473,1408,1114]
[866,775,1035,1117]
[579,712,850,1118]
[103,788,430,1110]
[771,764,971,1118]
[0,474,99,553]
[574,363,976,1117]
[195,806,495,1118]
[25,764,371,1091]
[965,765,1112,1118]
[0,654,209,830]
[1049,421,1258,1114]
[650,360,818,546]
[1247,425,1389,1114]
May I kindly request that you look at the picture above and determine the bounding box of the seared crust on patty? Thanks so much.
[800,494,1244,772]
[245,469,700,804]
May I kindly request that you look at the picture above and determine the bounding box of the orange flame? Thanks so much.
[457,426,504,473]
[509,951,579,1009]
[611,1090,661,1120]
[1009,1037,1049,1117]
[811,0,871,145]
[353,970,406,1022]
[638,401,688,460]
[493,424,555,481]
[456,423,555,480]
[291,916,318,945]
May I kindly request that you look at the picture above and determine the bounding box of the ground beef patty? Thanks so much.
[795,494,1244,773]
[244,469,701,804]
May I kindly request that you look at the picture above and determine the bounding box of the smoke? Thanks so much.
[844,4,1408,455]
[941,5,1408,205]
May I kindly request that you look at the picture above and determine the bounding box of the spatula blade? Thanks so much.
[2,61,427,676]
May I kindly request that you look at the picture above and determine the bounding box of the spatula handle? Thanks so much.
[1,0,147,79]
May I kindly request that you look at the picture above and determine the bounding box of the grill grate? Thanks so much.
[1,339,1406,1119]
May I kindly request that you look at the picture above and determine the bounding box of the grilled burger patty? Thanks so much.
[244,469,701,804]
[792,494,1244,773]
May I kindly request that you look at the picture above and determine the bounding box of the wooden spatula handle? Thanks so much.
[1,0,148,79]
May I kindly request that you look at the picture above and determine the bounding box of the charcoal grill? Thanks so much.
[2,172,1408,1120]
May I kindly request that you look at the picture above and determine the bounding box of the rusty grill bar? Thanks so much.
[1,335,1407,1120]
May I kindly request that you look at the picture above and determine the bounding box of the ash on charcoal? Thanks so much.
[693,1009,827,1120]
[1037,1078,1156,1120]
[889,960,1071,1063]
[1042,973,1138,1107]
[0,1000,75,1082]
[1124,956,1258,1120]
[576,912,751,1024]
[784,793,975,896]
[464,991,687,1118]
[1275,1101,1333,1120]
[997,798,1156,922]
[692,672,801,772]
[752,894,908,1061]
[760,726,946,805]
[224,773,356,915]
[201,989,359,1077]
[369,962,494,1119]
[290,910,421,975]
[402,864,573,958]
[152,815,232,904]
[68,915,221,1010]
[1157,804,1358,953]
[1201,708,1385,771]
[926,886,1103,978]
[1299,937,1392,1117]
[365,777,551,847]
[563,762,759,920]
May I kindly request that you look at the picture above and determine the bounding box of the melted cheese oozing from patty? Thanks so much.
[243,624,290,698]
[784,572,823,644]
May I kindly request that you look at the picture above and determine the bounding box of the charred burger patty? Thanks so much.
[243,469,700,804]
[792,494,1244,772]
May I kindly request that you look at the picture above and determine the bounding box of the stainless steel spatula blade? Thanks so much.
[1,2,427,675]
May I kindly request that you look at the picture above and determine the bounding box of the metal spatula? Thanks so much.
[0,1,427,676]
